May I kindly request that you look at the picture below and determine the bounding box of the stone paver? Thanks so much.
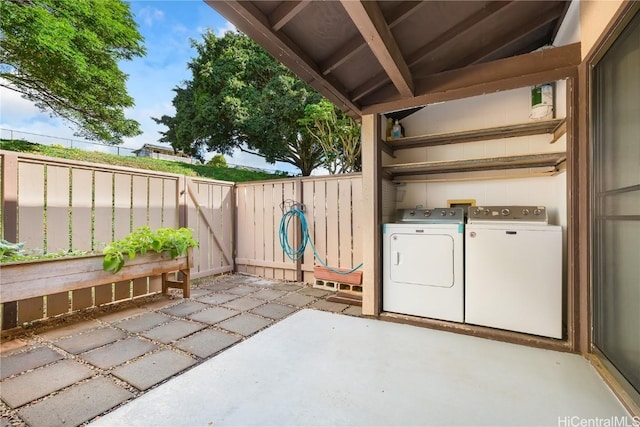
[343,305,363,316]
[222,296,265,311]
[250,303,297,320]
[310,299,349,313]
[273,283,303,292]
[18,377,133,427]
[297,287,332,297]
[250,289,288,301]
[187,288,213,298]
[203,282,237,291]
[114,312,171,333]
[112,349,195,390]
[187,307,239,325]
[97,305,150,323]
[0,346,63,380]
[37,319,101,340]
[161,301,208,317]
[142,320,205,344]
[226,286,257,296]
[218,314,273,336]
[175,330,241,359]
[53,327,127,355]
[197,293,238,305]
[0,360,93,408]
[277,293,315,307]
[82,337,157,369]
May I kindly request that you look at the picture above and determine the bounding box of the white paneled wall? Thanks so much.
[384,84,568,228]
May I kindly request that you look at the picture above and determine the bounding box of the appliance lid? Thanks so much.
[467,206,549,224]
[396,208,465,224]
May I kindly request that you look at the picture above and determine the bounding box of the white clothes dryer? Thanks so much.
[383,208,465,322]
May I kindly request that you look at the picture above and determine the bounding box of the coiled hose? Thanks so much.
[279,207,363,274]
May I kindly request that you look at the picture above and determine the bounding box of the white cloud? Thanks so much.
[213,21,237,38]
[137,6,164,27]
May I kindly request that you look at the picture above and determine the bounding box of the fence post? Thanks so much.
[295,178,303,282]
[2,152,19,329]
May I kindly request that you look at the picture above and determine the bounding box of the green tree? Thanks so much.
[0,0,146,143]
[154,31,324,176]
[300,99,361,174]
[207,154,227,168]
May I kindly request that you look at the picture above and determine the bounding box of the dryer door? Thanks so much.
[388,232,454,288]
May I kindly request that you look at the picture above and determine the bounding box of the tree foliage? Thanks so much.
[0,0,146,143]
[207,154,227,168]
[300,99,361,174]
[154,31,330,176]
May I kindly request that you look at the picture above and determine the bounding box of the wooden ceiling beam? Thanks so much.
[269,1,310,32]
[320,2,424,76]
[361,42,581,115]
[350,1,513,102]
[447,5,565,70]
[341,0,414,98]
[205,0,362,118]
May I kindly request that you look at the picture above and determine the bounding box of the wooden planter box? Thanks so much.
[0,248,193,304]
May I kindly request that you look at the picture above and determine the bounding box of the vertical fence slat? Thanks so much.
[254,184,265,278]
[148,177,164,229]
[263,184,274,279]
[212,185,223,269]
[301,180,315,283]
[196,182,210,274]
[46,165,71,253]
[94,171,113,248]
[326,180,339,269]
[71,168,93,251]
[338,179,353,269]
[114,173,131,239]
[163,178,178,228]
[18,162,45,249]
[351,177,363,266]
[132,175,148,228]
[313,180,327,274]
[283,182,296,281]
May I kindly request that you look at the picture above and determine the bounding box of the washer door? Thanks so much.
[389,233,454,288]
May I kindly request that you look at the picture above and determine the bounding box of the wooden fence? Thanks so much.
[0,150,233,330]
[235,174,363,284]
[0,150,362,330]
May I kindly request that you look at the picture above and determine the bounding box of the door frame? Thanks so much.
[579,0,640,415]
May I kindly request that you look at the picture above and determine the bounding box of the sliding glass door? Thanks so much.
[592,9,640,398]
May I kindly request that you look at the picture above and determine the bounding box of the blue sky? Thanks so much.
[0,0,299,174]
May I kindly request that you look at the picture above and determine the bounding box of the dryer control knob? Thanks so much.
[473,209,480,215]
[424,210,431,217]
[533,209,542,215]
[522,209,530,215]
[440,211,447,216]
[501,208,511,216]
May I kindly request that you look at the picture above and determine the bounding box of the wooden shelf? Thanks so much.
[383,151,567,177]
[385,118,566,151]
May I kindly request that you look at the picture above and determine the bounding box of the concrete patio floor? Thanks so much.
[91,309,629,427]
[0,274,631,427]
[0,274,359,427]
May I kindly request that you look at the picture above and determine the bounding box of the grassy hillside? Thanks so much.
[0,140,289,182]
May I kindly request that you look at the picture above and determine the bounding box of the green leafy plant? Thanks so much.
[0,239,90,263]
[102,227,198,273]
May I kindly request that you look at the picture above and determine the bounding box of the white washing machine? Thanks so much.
[465,206,562,339]
[383,208,465,322]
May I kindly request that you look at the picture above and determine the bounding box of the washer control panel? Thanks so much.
[396,208,465,224]
[467,206,548,224]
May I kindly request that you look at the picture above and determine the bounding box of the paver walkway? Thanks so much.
[0,274,360,427]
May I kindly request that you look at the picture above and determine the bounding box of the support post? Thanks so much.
[2,152,19,329]
[361,114,382,316]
